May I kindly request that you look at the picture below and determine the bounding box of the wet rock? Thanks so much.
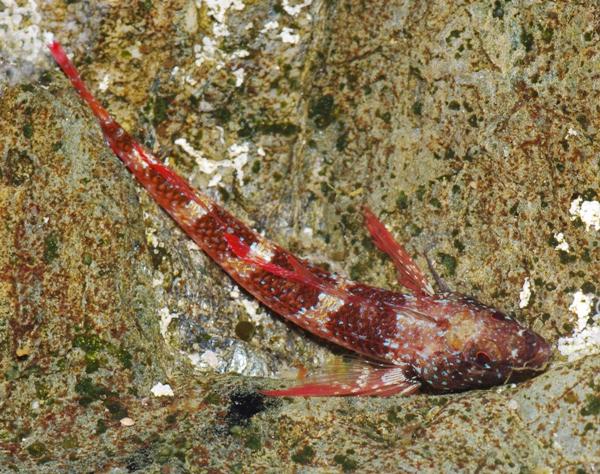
[0,0,598,472]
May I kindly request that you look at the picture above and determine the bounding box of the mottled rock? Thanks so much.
[0,0,598,472]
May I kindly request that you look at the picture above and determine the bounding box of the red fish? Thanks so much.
[48,42,552,397]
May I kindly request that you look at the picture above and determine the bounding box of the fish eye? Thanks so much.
[463,340,499,368]
[489,309,509,321]
[474,351,492,367]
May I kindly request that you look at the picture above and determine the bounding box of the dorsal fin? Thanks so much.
[363,207,434,297]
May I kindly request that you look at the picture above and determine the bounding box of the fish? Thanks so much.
[48,41,552,397]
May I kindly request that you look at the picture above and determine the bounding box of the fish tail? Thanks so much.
[48,42,209,212]
[48,42,400,365]
[47,41,332,327]
[48,42,111,124]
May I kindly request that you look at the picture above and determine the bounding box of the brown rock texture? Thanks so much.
[0,1,598,472]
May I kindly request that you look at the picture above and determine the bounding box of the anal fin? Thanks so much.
[260,358,420,398]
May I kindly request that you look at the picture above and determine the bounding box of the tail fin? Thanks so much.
[48,42,111,124]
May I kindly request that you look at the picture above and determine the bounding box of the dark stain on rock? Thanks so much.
[291,444,315,465]
[235,320,255,341]
[581,395,600,417]
[125,446,154,472]
[226,391,267,427]
[309,94,335,129]
[43,233,60,264]
[2,149,34,186]
[74,376,114,406]
[104,398,129,420]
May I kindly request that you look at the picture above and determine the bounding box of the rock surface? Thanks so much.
[0,0,598,472]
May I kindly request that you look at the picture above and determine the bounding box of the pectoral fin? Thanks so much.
[260,358,420,397]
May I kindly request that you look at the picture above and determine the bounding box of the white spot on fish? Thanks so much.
[248,241,275,262]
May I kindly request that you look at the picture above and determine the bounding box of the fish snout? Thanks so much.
[523,332,552,370]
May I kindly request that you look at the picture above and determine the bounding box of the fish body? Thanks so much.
[48,42,551,397]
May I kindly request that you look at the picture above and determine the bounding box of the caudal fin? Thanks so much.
[48,42,111,124]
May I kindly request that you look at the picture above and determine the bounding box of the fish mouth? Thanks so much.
[506,337,553,383]
[524,336,553,371]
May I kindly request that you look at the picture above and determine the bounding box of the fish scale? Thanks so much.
[48,41,552,397]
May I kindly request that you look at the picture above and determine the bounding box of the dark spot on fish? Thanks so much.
[226,392,267,427]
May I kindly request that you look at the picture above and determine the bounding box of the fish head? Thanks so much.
[420,294,552,391]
